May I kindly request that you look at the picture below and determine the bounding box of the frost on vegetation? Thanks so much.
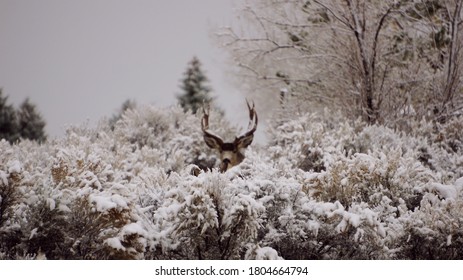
[1,105,463,259]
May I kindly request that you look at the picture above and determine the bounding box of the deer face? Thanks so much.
[202,100,258,172]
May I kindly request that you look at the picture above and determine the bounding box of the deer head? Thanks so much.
[201,100,258,172]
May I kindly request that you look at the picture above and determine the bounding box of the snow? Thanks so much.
[46,198,56,211]
[79,171,102,190]
[29,228,38,240]
[254,246,283,260]
[426,183,458,199]
[7,160,22,174]
[88,194,128,212]
[58,204,71,213]
[344,212,361,228]
[454,177,463,191]
[105,237,125,251]
[1,105,463,260]
[0,170,7,185]
[121,223,148,237]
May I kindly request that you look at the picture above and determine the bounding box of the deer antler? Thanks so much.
[201,103,224,149]
[235,99,258,145]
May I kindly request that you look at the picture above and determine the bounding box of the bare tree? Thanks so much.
[219,0,463,125]
[432,0,463,122]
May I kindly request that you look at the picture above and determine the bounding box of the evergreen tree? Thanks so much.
[17,98,47,143]
[0,90,19,143]
[177,57,212,114]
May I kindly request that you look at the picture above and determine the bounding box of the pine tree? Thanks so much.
[17,98,47,143]
[177,57,212,114]
[0,90,19,143]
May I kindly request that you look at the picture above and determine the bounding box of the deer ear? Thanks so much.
[235,134,254,149]
[204,134,223,150]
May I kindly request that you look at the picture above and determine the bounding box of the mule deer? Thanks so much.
[201,100,258,172]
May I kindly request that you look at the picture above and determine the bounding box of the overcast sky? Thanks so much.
[0,0,247,138]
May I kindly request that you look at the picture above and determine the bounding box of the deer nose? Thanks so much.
[220,159,231,172]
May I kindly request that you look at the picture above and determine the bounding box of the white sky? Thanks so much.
[0,0,247,138]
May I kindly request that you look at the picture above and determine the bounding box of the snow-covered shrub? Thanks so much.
[20,199,67,259]
[264,109,463,259]
[113,105,235,173]
[405,116,463,180]
[0,147,24,257]
[151,169,266,259]
[245,245,282,260]
[305,151,431,211]
[0,104,240,259]
[398,178,463,259]
[1,104,463,259]
[0,157,22,228]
